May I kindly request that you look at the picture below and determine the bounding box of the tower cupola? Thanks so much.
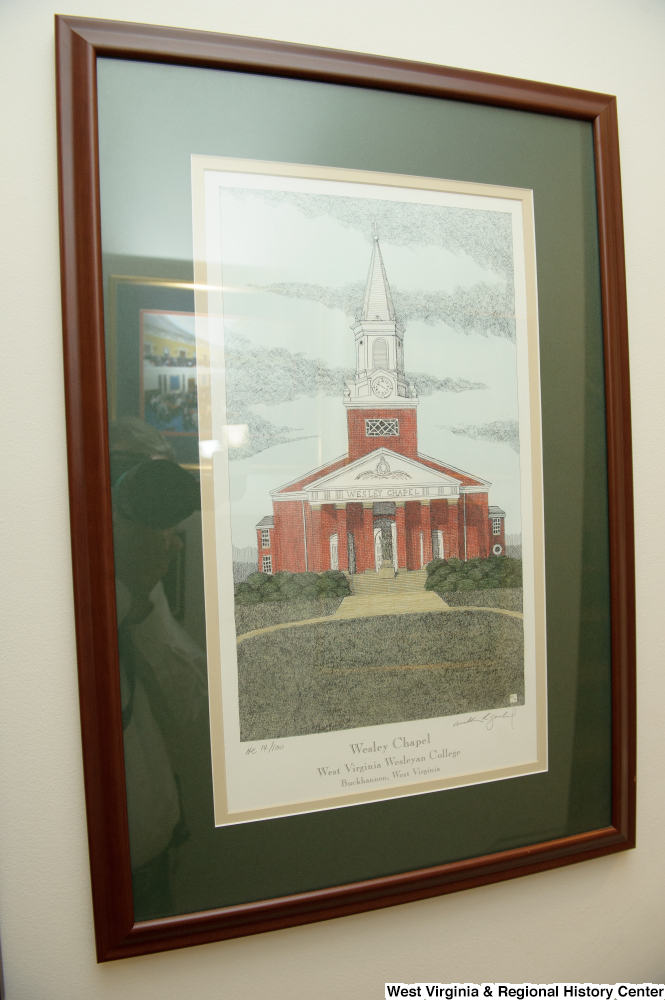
[344,236,418,411]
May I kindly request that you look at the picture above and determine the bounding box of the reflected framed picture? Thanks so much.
[106,276,199,466]
[56,14,635,961]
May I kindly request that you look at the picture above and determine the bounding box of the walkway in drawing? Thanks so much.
[236,570,522,645]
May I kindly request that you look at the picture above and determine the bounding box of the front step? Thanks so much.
[349,569,429,596]
[334,586,448,620]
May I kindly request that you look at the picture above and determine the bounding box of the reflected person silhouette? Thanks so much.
[110,419,206,916]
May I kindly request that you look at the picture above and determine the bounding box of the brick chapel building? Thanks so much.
[256,237,506,577]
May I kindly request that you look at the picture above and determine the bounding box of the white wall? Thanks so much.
[1,0,664,995]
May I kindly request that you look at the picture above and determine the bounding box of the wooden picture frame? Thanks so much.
[55,13,635,962]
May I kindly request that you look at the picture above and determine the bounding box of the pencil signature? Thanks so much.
[453,708,517,731]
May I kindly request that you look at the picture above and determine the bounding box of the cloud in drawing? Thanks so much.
[440,419,520,453]
[230,189,514,279]
[225,404,314,461]
[224,333,487,459]
[229,188,517,339]
[261,280,515,341]
[225,333,486,407]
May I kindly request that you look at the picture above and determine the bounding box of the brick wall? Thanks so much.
[321,504,337,571]
[462,493,490,559]
[427,496,497,562]
[346,503,367,572]
[347,408,418,461]
[272,501,307,573]
[405,500,422,569]
[272,477,502,574]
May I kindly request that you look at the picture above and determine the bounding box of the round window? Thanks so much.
[493,544,503,556]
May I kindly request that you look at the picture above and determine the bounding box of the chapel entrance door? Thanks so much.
[374,527,383,573]
[374,517,395,573]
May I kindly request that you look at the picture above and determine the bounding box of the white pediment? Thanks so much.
[305,448,461,503]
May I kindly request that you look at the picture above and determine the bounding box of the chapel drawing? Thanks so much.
[256,236,506,577]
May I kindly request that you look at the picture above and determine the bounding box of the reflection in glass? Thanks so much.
[111,418,207,914]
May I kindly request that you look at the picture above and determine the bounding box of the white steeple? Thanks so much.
[344,235,417,411]
[361,237,397,322]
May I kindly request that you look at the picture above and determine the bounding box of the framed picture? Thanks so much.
[56,14,635,961]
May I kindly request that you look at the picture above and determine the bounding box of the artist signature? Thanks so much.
[453,708,516,731]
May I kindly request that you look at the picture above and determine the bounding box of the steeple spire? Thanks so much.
[361,236,396,322]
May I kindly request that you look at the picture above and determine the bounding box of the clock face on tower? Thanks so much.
[372,376,392,398]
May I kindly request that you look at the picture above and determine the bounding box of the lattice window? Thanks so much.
[262,555,272,574]
[261,529,270,548]
[365,418,399,437]
[492,517,502,536]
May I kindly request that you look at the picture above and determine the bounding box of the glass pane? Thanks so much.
[98,57,610,921]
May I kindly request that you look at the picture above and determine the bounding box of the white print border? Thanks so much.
[192,156,548,827]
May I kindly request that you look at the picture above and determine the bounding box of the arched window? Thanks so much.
[372,338,388,369]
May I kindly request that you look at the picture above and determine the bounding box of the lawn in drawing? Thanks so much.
[237,572,524,742]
